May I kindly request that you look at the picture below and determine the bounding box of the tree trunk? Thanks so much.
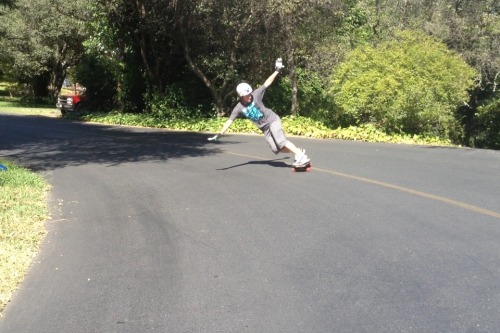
[288,54,299,117]
[180,27,225,116]
[32,72,51,100]
[50,62,67,100]
[284,15,299,116]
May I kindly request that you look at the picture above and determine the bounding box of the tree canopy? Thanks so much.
[0,0,89,98]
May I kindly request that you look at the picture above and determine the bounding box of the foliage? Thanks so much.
[0,160,49,313]
[472,96,500,149]
[281,115,337,137]
[74,53,117,111]
[0,0,14,9]
[65,111,454,147]
[0,0,90,99]
[329,30,477,140]
[446,1,499,91]
[144,85,204,121]
[266,68,336,124]
[177,0,271,114]
[263,0,347,116]
[356,0,499,147]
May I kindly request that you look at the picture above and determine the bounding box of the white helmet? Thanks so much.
[236,83,252,97]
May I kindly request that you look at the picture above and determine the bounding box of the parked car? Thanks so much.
[56,89,87,115]
[56,93,87,115]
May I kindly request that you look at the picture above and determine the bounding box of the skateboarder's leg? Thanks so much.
[266,119,310,165]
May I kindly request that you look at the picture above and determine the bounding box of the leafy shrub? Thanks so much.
[472,96,500,149]
[75,54,117,111]
[145,85,203,121]
[264,68,336,122]
[329,30,477,140]
[71,112,453,147]
[281,116,334,137]
[262,77,291,117]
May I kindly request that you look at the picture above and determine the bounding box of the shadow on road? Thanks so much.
[217,157,291,171]
[0,114,232,171]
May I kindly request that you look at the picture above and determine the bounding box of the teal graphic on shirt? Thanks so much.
[243,101,263,121]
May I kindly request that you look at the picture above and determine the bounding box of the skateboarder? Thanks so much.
[208,58,310,167]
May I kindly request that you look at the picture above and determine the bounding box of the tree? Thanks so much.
[0,0,90,99]
[75,0,349,117]
[357,0,498,94]
[175,0,347,116]
[429,0,499,146]
[105,0,180,92]
[266,0,346,116]
[329,31,477,139]
[175,0,273,115]
[356,0,499,146]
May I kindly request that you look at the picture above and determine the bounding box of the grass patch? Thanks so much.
[0,96,60,117]
[0,160,50,314]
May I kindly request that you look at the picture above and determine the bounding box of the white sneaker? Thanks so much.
[293,149,310,166]
[294,148,305,161]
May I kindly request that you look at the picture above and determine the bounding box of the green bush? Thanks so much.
[329,30,477,140]
[145,86,201,121]
[264,68,336,123]
[281,115,334,137]
[75,54,117,111]
[472,96,500,149]
[71,111,453,147]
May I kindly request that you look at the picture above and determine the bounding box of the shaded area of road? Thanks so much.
[0,114,499,333]
[0,114,221,171]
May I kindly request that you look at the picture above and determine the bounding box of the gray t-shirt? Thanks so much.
[229,85,277,130]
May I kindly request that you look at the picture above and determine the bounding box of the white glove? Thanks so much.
[275,58,284,72]
[208,134,221,141]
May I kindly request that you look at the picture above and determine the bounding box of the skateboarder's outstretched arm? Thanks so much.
[208,119,233,141]
[263,71,279,88]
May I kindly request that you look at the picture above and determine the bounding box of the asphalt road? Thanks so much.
[0,113,499,333]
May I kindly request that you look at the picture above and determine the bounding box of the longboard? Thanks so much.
[292,162,312,172]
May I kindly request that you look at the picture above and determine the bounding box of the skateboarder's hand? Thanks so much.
[208,134,221,142]
[275,58,284,72]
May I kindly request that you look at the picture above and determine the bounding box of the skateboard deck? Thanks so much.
[292,162,312,172]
